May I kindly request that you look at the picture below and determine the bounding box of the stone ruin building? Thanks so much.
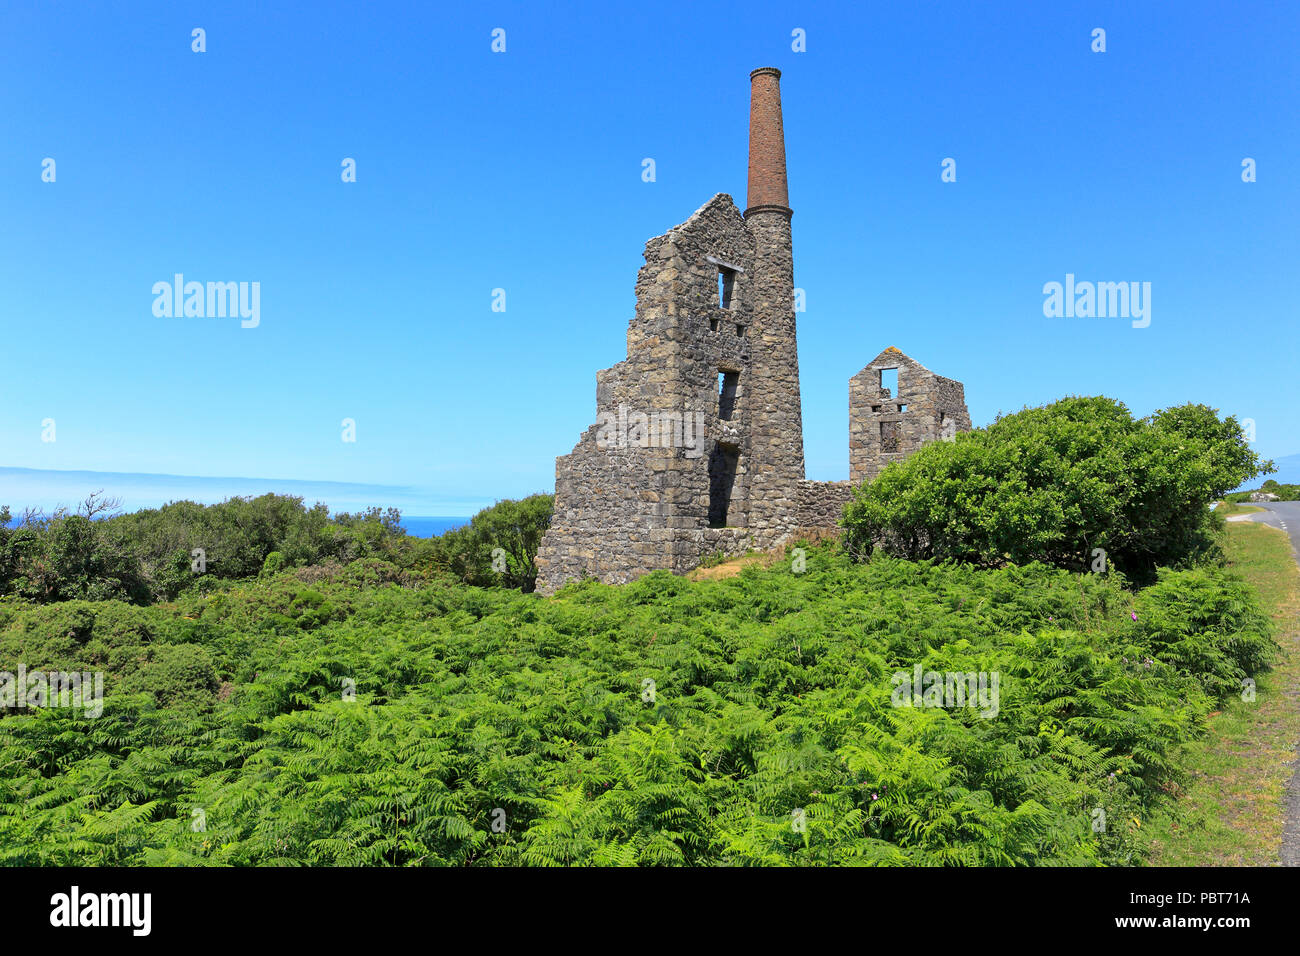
[849,347,972,483]
[534,68,971,594]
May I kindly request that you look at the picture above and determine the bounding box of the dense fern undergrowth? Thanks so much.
[0,545,1274,866]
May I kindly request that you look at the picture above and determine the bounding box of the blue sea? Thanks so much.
[0,466,490,533]
[399,516,469,538]
[4,513,470,536]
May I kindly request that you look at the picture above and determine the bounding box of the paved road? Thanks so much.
[1233,502,1300,866]
[1232,500,1300,560]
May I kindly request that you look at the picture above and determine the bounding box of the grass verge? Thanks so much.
[1216,502,1265,518]
[1145,520,1300,865]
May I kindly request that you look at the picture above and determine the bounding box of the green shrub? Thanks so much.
[419,495,553,592]
[123,644,218,708]
[0,494,417,605]
[843,397,1269,584]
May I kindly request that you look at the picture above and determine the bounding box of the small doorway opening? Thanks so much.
[708,442,740,527]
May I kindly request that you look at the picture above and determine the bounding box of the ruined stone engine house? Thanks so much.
[535,68,971,594]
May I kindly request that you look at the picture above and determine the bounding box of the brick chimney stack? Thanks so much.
[745,67,791,217]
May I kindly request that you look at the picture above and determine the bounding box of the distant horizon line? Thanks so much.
[4,450,1291,514]
[0,464,501,518]
[0,463,417,491]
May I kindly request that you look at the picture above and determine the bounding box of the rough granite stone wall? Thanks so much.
[535,193,781,594]
[797,480,854,529]
[849,347,972,484]
[741,209,803,545]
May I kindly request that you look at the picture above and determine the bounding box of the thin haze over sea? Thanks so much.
[0,466,482,536]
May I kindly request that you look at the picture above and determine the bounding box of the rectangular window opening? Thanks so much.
[879,367,898,397]
[880,420,901,454]
[718,268,736,310]
[718,370,739,421]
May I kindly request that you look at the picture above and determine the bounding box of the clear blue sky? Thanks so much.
[2,0,1296,515]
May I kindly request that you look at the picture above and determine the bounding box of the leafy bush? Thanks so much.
[102,495,405,593]
[2,493,555,604]
[122,644,219,709]
[843,397,1269,584]
[417,494,553,592]
[2,514,150,604]
[0,494,412,605]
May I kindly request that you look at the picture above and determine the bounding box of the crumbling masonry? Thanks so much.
[535,69,971,594]
[849,347,973,483]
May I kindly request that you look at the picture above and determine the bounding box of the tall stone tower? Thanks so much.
[534,68,807,594]
[741,67,805,539]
